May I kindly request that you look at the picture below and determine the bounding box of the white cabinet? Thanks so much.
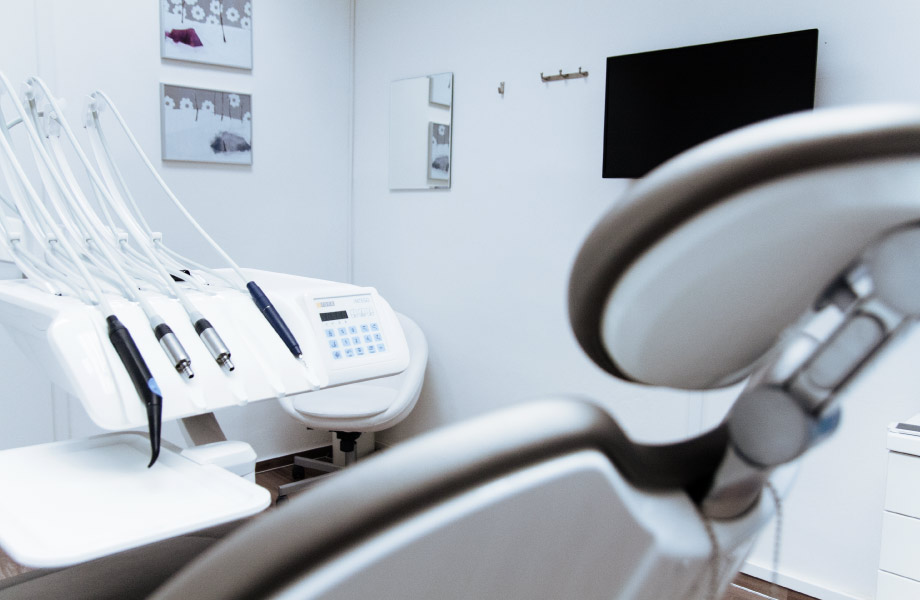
[877,425,920,599]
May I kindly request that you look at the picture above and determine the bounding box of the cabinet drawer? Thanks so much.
[885,451,920,518]
[877,570,920,600]
[879,512,920,581]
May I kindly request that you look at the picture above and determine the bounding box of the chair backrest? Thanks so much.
[150,399,752,600]
[279,313,428,432]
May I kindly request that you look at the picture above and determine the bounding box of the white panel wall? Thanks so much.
[353,0,698,447]
[0,0,354,459]
[352,1,920,599]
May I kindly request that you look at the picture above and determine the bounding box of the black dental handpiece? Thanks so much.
[247,281,302,358]
[106,315,163,467]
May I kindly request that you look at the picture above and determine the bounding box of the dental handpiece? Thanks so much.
[154,322,194,378]
[194,317,234,372]
[86,95,304,365]
[106,315,162,467]
[247,281,302,358]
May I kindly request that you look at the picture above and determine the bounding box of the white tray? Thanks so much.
[0,432,270,567]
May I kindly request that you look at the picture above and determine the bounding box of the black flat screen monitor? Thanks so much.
[602,29,818,178]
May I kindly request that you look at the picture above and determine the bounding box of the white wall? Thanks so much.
[352,1,920,599]
[354,0,699,447]
[0,0,355,458]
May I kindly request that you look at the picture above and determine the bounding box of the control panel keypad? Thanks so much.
[319,294,387,362]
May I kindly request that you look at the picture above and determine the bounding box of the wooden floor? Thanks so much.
[725,573,817,600]
[0,460,818,600]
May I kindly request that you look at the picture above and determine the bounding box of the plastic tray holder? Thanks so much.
[0,269,410,431]
[0,432,270,567]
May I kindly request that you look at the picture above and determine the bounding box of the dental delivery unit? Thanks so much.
[0,74,413,568]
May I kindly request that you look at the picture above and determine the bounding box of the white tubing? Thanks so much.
[28,77,201,320]
[0,76,113,314]
[90,90,248,288]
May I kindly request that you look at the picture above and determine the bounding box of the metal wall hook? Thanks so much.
[541,67,589,83]
[498,82,505,96]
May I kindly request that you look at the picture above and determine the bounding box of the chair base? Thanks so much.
[276,433,362,503]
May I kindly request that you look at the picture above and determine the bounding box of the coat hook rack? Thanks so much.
[541,67,588,83]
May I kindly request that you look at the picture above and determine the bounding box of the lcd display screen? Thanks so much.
[602,29,818,178]
[320,310,349,322]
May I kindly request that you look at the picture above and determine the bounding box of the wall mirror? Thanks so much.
[389,72,453,190]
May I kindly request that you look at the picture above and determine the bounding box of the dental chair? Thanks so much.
[276,312,428,499]
[5,103,920,599]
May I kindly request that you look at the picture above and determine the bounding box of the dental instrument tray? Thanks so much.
[0,432,270,567]
[0,268,410,431]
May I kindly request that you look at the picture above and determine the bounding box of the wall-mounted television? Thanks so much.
[602,29,819,179]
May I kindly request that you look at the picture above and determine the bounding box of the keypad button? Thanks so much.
[352,336,361,345]
[329,339,339,349]
[370,323,379,332]
[332,350,342,360]
[373,333,383,342]
[325,329,335,338]
[355,347,365,356]
[360,324,369,333]
[364,334,373,343]
[338,327,347,336]
[341,337,351,347]
[345,348,354,358]
[349,326,357,334]
[377,343,386,352]
[367,345,376,354]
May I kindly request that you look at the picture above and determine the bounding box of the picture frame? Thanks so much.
[160,0,253,69]
[161,84,252,165]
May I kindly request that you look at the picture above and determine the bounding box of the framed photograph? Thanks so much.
[161,84,252,165]
[428,122,450,181]
[160,0,253,69]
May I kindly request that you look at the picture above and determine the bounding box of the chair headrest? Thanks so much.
[569,104,920,389]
